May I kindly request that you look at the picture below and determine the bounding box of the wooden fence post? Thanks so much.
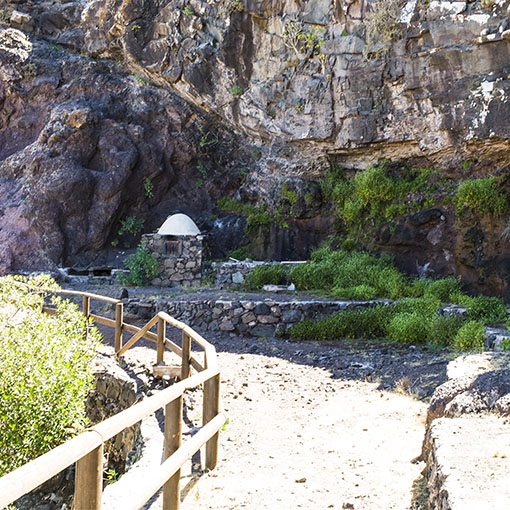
[163,396,183,510]
[181,332,191,380]
[203,374,220,470]
[157,316,166,365]
[74,443,103,510]
[114,302,123,354]
[82,296,90,341]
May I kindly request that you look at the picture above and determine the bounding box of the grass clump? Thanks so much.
[0,275,99,475]
[289,245,407,299]
[453,321,486,351]
[244,264,288,290]
[455,177,508,216]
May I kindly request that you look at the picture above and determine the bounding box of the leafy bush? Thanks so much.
[352,165,394,206]
[119,242,160,286]
[424,277,462,303]
[393,296,442,317]
[118,215,145,237]
[0,275,99,475]
[363,0,405,58]
[387,312,429,344]
[455,177,508,216]
[217,197,279,234]
[427,315,467,346]
[453,320,485,351]
[227,247,250,260]
[462,295,507,323]
[244,265,288,291]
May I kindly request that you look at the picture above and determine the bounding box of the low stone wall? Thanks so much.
[125,297,391,337]
[86,353,140,475]
[213,260,305,289]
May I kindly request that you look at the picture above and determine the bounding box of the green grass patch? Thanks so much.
[455,177,508,216]
[243,265,288,290]
[289,245,408,299]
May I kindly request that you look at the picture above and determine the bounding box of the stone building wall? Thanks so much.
[143,234,203,287]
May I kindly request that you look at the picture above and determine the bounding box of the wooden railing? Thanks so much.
[0,289,226,510]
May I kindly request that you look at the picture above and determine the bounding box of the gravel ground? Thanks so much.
[72,284,453,509]
[98,327,450,510]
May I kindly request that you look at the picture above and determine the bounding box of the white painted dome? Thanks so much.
[158,213,201,236]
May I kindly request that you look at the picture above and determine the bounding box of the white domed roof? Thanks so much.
[158,213,201,236]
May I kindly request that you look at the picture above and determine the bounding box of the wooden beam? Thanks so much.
[115,302,123,353]
[74,444,103,510]
[117,413,226,510]
[181,332,192,381]
[203,374,221,470]
[163,395,183,510]
[89,314,116,328]
[116,315,159,357]
[157,317,166,365]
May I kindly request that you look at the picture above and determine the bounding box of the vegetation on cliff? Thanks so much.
[0,275,99,475]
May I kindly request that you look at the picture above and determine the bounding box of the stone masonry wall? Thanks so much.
[86,352,140,475]
[125,297,391,337]
[143,234,203,287]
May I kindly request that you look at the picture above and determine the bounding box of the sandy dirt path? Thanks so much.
[180,350,427,510]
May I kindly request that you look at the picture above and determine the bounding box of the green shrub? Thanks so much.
[332,284,378,300]
[288,306,393,341]
[387,312,429,344]
[424,277,462,303]
[244,264,287,290]
[119,242,160,286]
[289,247,409,299]
[0,275,99,475]
[352,165,394,206]
[455,177,508,216]
[341,238,356,252]
[227,247,250,260]
[406,278,430,298]
[453,320,485,351]
[427,315,467,346]
[393,296,441,317]
[118,215,145,237]
[464,295,507,323]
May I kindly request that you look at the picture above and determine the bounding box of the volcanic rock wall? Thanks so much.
[3,0,510,294]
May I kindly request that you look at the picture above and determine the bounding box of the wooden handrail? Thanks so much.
[0,287,225,510]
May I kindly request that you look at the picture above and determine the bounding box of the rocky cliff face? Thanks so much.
[2,0,510,295]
